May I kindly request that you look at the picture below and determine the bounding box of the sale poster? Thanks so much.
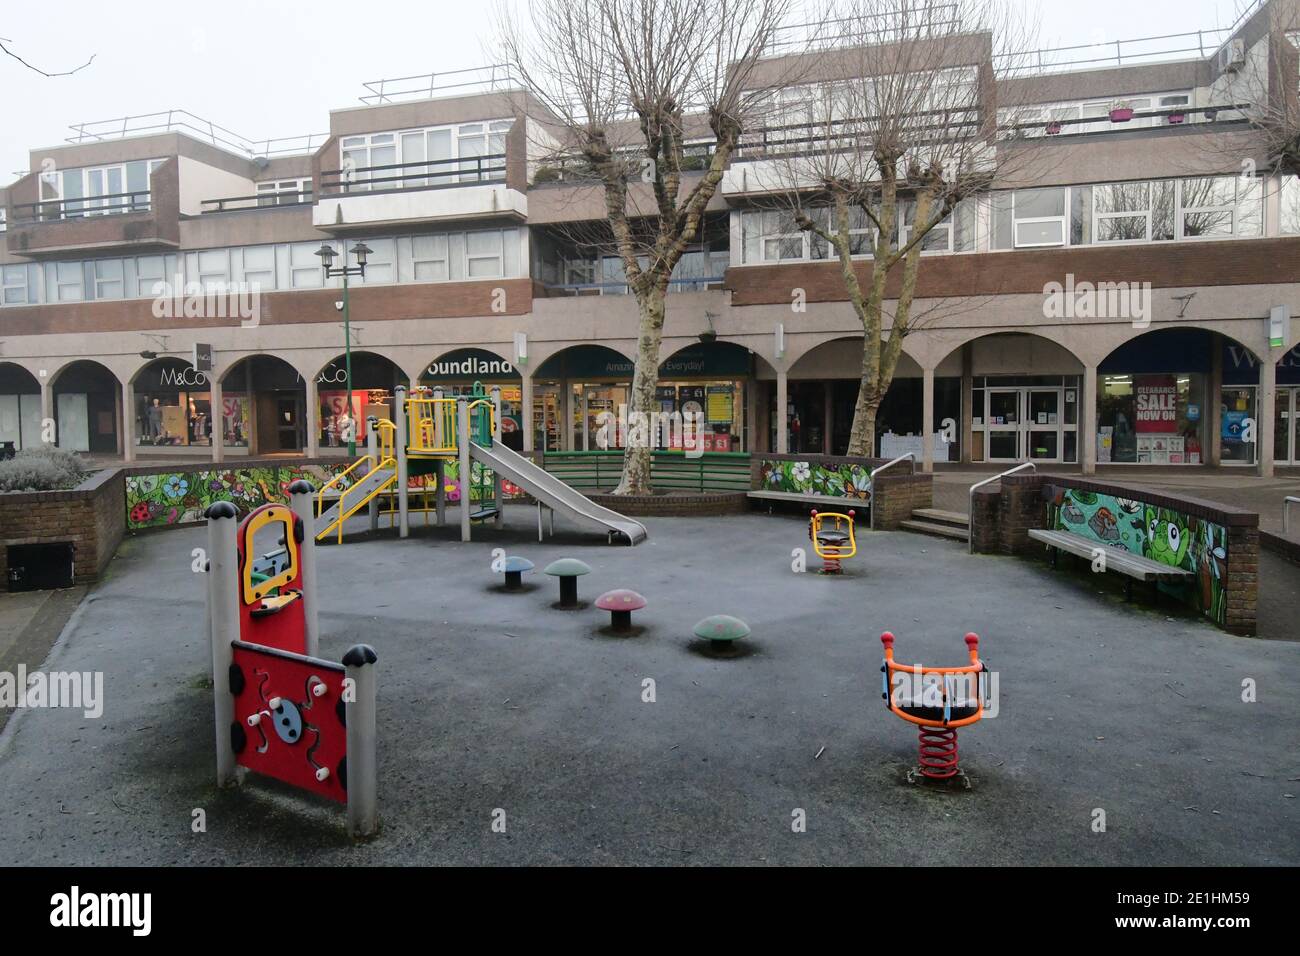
[1135,375,1178,433]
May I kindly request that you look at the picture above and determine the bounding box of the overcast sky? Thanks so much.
[0,0,1259,177]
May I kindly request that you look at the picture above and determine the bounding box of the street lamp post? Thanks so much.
[315,241,372,456]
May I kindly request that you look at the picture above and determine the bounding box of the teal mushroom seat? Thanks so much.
[544,558,592,607]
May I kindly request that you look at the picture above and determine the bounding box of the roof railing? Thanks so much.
[63,110,327,159]
[359,65,522,105]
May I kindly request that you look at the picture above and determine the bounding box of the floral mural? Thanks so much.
[126,464,351,530]
[757,458,872,503]
[1048,486,1228,626]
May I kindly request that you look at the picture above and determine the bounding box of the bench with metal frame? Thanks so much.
[1028,527,1195,602]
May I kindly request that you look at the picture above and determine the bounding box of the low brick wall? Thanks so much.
[1261,530,1300,567]
[0,468,126,588]
[871,472,933,530]
[970,473,1259,635]
[586,492,748,516]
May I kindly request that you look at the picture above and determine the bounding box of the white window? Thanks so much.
[742,210,807,263]
[339,121,512,191]
[411,235,449,281]
[1178,175,1262,239]
[1011,188,1068,247]
[2,264,31,305]
[42,160,163,217]
[52,261,84,301]
[290,242,327,288]
[454,121,512,183]
[239,246,276,289]
[256,180,311,206]
[466,230,504,278]
[340,133,396,190]
[358,238,396,284]
[196,249,230,292]
[93,259,124,299]
[135,256,167,298]
[0,207,6,234]
[1281,175,1300,235]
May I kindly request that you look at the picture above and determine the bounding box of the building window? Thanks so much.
[135,256,167,298]
[1179,175,1262,238]
[239,246,276,289]
[340,120,512,191]
[93,259,124,299]
[358,238,397,284]
[256,180,311,206]
[2,264,31,305]
[411,235,450,281]
[49,261,83,301]
[1279,175,1300,235]
[466,230,504,278]
[1091,182,1175,243]
[195,249,230,292]
[290,242,327,288]
[743,210,809,262]
[1010,187,1068,247]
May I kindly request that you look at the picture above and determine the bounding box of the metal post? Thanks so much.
[366,416,379,532]
[435,459,446,526]
[458,400,471,542]
[394,385,409,538]
[343,271,356,457]
[210,378,224,464]
[287,482,320,659]
[205,502,241,788]
[342,644,379,838]
[432,385,444,450]
[491,385,504,527]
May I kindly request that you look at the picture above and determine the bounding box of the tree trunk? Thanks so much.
[845,373,880,459]
[613,288,666,495]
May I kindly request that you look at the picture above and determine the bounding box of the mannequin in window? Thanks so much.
[146,398,163,441]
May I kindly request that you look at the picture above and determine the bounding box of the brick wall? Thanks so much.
[871,473,933,530]
[1224,526,1259,637]
[969,487,1001,554]
[0,468,125,589]
[997,474,1051,556]
[587,492,748,516]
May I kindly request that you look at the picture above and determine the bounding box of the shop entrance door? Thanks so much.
[275,395,303,451]
[1276,387,1299,465]
[984,387,1066,463]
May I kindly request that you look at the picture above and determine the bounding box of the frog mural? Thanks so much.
[1048,484,1228,626]
[1143,506,1192,569]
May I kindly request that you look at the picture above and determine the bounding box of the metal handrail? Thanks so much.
[1285,496,1300,539]
[868,452,915,531]
[967,462,1036,553]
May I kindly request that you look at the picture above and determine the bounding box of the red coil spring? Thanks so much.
[917,725,959,779]
[822,557,841,574]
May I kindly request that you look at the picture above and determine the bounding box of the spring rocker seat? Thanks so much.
[809,509,857,574]
[880,631,990,782]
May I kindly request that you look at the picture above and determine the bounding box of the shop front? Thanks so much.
[134,359,215,453]
[533,342,752,453]
[972,376,1081,464]
[220,355,304,455]
[1275,344,1300,466]
[316,353,406,450]
[0,364,42,453]
[420,349,524,450]
[1096,329,1256,467]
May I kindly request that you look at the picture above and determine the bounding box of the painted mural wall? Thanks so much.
[757,458,873,503]
[1048,485,1228,626]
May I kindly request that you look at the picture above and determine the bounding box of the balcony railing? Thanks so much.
[548,276,727,296]
[12,190,152,224]
[1005,103,1252,139]
[319,154,508,196]
[201,189,314,213]
[359,65,521,105]
[65,110,328,159]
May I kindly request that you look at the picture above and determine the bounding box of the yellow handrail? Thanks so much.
[406,397,459,456]
[317,454,375,518]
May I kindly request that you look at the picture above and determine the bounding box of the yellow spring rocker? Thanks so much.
[809,508,857,574]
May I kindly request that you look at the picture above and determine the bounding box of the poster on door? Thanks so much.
[319,390,369,445]
[1135,375,1178,433]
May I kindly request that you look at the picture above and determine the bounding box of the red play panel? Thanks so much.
[230,641,349,803]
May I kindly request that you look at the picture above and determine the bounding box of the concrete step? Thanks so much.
[899,519,971,542]
[910,508,970,528]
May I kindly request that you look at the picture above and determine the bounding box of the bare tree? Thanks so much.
[499,0,794,493]
[0,37,94,77]
[1218,0,1300,176]
[754,0,1045,456]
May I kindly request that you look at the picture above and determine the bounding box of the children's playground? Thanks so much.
[1,421,1297,865]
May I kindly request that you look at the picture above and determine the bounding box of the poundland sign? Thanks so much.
[425,351,518,381]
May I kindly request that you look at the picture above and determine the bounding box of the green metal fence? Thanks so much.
[540,450,752,492]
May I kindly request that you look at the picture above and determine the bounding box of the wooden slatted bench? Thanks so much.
[1027,528,1194,601]
[747,490,867,510]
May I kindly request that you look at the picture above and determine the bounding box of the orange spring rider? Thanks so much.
[880,631,989,780]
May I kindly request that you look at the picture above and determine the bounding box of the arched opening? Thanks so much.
[219,355,306,455]
[52,360,120,454]
[1098,327,1260,468]
[927,332,1085,466]
[657,341,762,453]
[782,336,934,456]
[0,363,42,453]
[533,344,633,452]
[314,352,408,451]
[420,348,523,449]
[1275,341,1300,467]
[131,357,215,453]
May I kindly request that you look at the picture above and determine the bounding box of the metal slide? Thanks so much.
[469,442,648,545]
[314,465,397,541]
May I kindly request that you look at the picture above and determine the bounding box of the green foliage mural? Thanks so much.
[758,458,872,503]
[126,464,350,530]
[1049,486,1228,625]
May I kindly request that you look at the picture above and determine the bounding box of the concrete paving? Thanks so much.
[0,511,1296,866]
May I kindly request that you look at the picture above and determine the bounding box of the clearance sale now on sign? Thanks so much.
[1135,375,1179,433]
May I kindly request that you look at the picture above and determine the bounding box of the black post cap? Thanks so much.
[205,501,239,520]
[342,644,378,667]
[287,479,316,495]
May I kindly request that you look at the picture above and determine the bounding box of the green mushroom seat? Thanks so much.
[694,614,750,648]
